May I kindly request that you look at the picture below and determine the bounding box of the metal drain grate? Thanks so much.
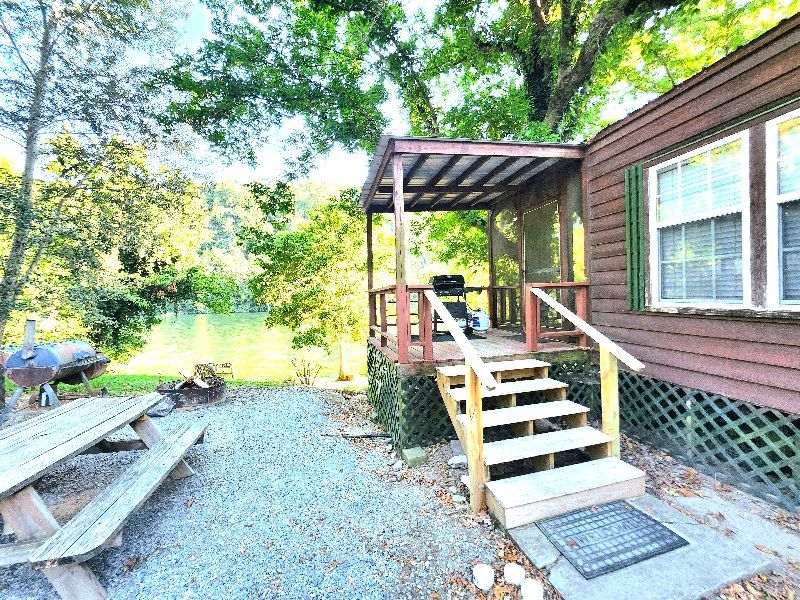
[537,500,689,579]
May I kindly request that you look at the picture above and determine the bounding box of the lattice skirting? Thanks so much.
[619,371,799,510]
[366,345,455,449]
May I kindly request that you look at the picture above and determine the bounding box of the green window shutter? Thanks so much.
[624,164,646,311]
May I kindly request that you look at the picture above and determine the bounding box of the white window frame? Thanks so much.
[766,107,800,310]
[648,131,752,309]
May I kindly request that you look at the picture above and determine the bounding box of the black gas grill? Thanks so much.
[430,275,469,333]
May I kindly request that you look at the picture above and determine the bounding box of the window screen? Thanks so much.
[780,199,800,302]
[653,136,746,304]
[776,114,800,304]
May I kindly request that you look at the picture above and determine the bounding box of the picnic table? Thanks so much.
[0,393,206,600]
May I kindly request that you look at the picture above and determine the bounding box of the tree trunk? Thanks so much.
[519,44,553,124]
[0,10,53,351]
[336,337,352,382]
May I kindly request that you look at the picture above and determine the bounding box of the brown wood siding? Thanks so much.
[585,15,800,413]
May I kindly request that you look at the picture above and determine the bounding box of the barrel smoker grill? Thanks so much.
[1,320,109,424]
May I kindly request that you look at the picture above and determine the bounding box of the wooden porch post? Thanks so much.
[524,284,539,352]
[487,208,496,328]
[600,347,620,457]
[393,154,410,363]
[367,212,376,336]
[465,360,487,512]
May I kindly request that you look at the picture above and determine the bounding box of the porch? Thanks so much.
[360,135,591,369]
[367,283,590,374]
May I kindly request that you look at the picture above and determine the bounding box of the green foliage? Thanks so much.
[241,184,374,379]
[0,136,206,358]
[411,211,488,271]
[155,0,389,167]
[49,374,282,397]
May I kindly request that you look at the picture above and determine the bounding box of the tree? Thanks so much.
[240,184,377,381]
[0,0,178,347]
[0,135,204,359]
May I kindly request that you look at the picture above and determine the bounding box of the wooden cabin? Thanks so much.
[360,14,800,525]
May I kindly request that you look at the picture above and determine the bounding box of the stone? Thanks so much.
[472,563,495,591]
[147,397,176,418]
[447,454,467,467]
[449,439,464,455]
[400,446,427,467]
[392,460,403,471]
[448,486,459,495]
[351,394,368,403]
[369,410,379,422]
[451,494,467,505]
[503,563,526,586]
[520,578,544,600]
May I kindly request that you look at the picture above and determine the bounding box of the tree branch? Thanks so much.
[0,16,36,79]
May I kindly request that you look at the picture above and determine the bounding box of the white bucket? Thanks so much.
[471,310,490,332]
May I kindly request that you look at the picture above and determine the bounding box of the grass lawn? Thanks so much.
[3,374,283,397]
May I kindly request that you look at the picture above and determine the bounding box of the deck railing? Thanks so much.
[524,282,590,350]
[526,285,645,456]
[489,285,520,328]
[368,285,433,363]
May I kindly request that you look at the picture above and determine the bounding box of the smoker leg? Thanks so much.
[41,383,60,408]
[0,387,26,425]
[79,371,93,394]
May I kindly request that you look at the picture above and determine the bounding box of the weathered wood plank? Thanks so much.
[0,538,46,567]
[0,487,107,600]
[464,362,487,513]
[600,348,620,457]
[0,394,163,499]
[30,422,206,568]
[130,415,195,479]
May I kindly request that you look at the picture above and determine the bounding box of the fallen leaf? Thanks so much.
[185,497,195,508]
[709,512,726,521]
[755,544,779,556]
[565,540,579,547]
[122,556,140,572]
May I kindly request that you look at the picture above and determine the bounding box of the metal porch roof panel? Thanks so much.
[360,136,585,213]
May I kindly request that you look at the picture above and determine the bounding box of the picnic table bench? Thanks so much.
[0,393,207,600]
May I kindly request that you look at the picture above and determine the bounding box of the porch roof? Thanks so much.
[359,136,585,213]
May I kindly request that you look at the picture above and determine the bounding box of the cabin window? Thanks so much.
[767,108,800,307]
[648,132,750,307]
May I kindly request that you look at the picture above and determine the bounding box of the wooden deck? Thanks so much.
[370,327,585,376]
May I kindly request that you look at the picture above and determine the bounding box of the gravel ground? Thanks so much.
[0,387,502,599]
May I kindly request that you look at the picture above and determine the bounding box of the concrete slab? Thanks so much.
[666,489,799,560]
[510,494,778,600]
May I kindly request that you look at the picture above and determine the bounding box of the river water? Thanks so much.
[118,313,367,381]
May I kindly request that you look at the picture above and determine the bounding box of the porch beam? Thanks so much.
[393,138,585,159]
[378,182,524,195]
[409,154,463,209]
[429,155,493,208]
[466,157,561,208]
[487,207,497,328]
[367,211,376,335]
[450,157,521,206]
[403,153,429,186]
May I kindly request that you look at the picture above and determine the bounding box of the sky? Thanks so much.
[0,2,385,190]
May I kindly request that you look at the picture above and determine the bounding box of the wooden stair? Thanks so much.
[436,358,645,528]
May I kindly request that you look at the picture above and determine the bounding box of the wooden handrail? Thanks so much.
[529,286,645,372]
[423,290,498,390]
